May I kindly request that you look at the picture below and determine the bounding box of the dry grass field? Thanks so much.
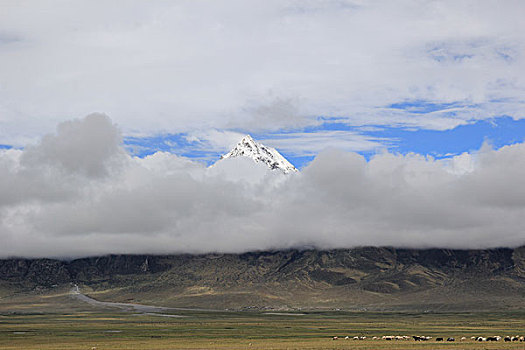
[1,301,525,349]
[0,288,524,349]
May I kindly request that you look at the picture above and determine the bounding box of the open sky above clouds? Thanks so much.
[1,1,525,257]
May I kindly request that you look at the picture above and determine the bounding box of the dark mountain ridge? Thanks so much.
[1,246,524,311]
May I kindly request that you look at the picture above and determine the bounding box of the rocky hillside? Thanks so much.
[1,247,524,311]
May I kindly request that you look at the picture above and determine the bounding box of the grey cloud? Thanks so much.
[0,115,524,258]
[21,113,123,178]
[0,32,22,46]
[0,114,123,211]
[231,97,309,132]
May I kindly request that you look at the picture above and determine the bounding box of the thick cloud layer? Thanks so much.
[1,115,524,258]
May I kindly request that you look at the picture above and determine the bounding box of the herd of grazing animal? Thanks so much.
[332,334,524,342]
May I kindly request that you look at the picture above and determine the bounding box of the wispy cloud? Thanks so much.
[1,0,524,145]
[261,130,389,157]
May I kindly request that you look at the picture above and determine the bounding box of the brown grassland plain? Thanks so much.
[0,290,524,349]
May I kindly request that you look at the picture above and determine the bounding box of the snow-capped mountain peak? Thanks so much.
[219,135,298,174]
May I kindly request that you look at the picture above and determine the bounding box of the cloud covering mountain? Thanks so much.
[1,114,524,258]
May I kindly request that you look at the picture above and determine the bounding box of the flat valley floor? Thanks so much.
[1,289,524,349]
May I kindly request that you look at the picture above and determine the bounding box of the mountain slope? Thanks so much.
[219,135,297,173]
[1,247,524,311]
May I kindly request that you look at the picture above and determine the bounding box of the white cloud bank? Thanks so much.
[0,114,524,258]
[1,0,525,146]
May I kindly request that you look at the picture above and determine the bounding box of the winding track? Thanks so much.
[70,285,186,316]
[70,285,306,316]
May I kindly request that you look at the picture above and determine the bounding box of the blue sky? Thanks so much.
[123,113,525,169]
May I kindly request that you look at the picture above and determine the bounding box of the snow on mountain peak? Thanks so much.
[219,135,298,174]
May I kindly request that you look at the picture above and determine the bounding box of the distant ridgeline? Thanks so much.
[1,247,524,311]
